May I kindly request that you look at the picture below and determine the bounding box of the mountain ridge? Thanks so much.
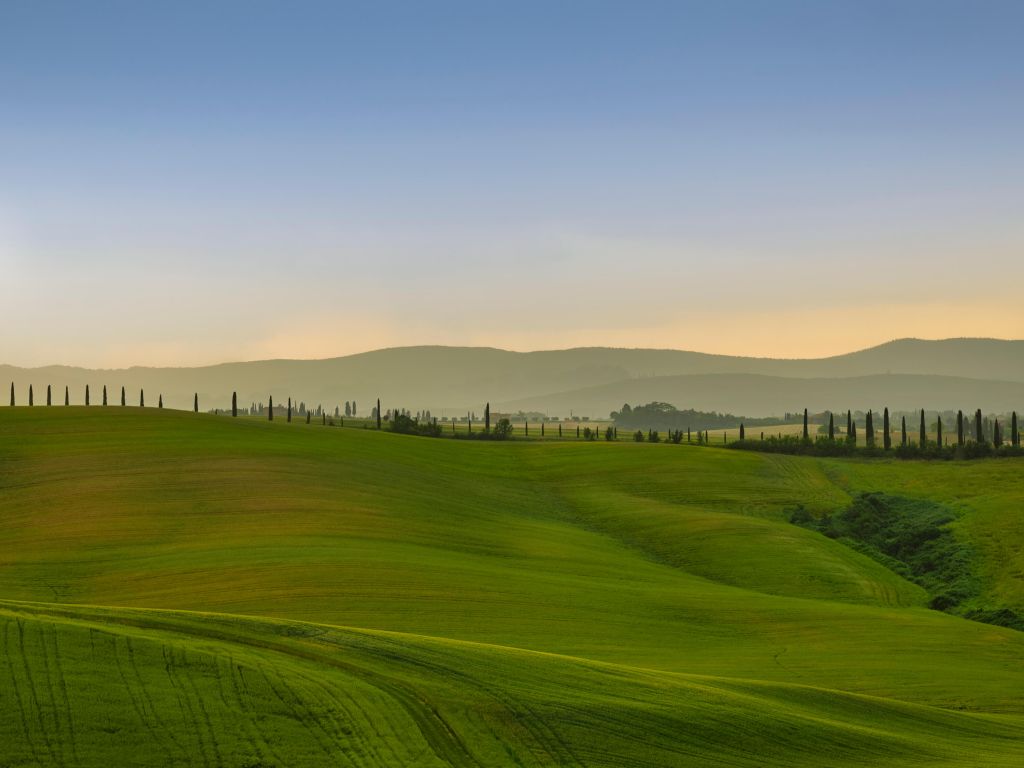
[4,338,1022,416]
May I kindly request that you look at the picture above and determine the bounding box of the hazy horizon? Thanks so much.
[2,335,1024,374]
[3,1,1023,368]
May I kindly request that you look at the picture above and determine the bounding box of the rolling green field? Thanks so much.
[1,408,1023,766]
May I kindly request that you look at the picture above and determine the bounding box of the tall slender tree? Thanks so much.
[158,394,163,409]
[957,410,964,446]
[232,392,238,417]
[47,385,52,406]
[29,384,33,406]
[121,386,126,406]
[85,385,90,406]
[103,385,108,406]
[802,408,809,441]
[287,397,292,422]
[919,409,926,445]
[1013,411,1020,447]
[376,398,381,429]
[937,415,943,446]
[975,409,983,443]
[846,410,853,443]
[65,386,70,406]
[865,410,875,448]
[883,407,891,450]
[994,419,1002,448]
[901,416,907,447]
[140,389,145,407]
[306,411,311,424]
[194,393,199,413]
[269,395,274,420]
[739,422,745,440]
[828,412,834,440]
[9,382,13,406]
[485,402,490,432]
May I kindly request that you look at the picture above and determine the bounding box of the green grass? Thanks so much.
[1,407,1023,765]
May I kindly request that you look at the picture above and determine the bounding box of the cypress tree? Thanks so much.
[140,389,145,407]
[9,382,13,406]
[194,393,198,413]
[306,411,311,424]
[65,386,69,406]
[865,410,874,448]
[1013,411,1019,447]
[485,402,490,432]
[850,418,856,444]
[121,386,126,406]
[468,412,472,433]
[846,410,853,443]
[739,422,745,440]
[919,409,926,445]
[47,385,52,406]
[232,392,238,417]
[29,384,33,406]
[525,419,529,436]
[323,412,326,425]
[802,409,809,440]
[957,410,964,446]
[85,384,90,406]
[376,398,381,429]
[541,422,545,436]
[559,423,562,437]
[901,416,907,447]
[883,408,891,450]
[158,394,163,409]
[269,395,274,420]
[994,420,1002,448]
[828,412,834,440]
[103,385,108,406]
[936,416,943,447]
[577,425,580,438]
[975,409,983,443]
[286,397,292,422]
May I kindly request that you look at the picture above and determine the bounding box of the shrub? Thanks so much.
[389,413,442,437]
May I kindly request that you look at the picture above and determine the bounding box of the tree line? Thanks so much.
[8,382,1022,458]
[729,407,1022,458]
[611,402,793,431]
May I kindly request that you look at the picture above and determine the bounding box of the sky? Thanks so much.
[1,0,1022,367]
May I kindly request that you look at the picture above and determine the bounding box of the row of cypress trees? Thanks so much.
[10,381,1022,450]
[766,406,1021,448]
[8,383,179,409]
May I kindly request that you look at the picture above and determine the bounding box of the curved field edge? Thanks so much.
[2,600,1023,768]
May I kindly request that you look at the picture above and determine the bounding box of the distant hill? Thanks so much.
[3,338,1022,417]
[497,373,1024,418]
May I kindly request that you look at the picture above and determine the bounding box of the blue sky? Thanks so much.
[2,1,1022,366]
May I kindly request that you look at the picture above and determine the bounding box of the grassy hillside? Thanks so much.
[1,407,1023,765]
[4,601,1024,768]
[4,337,1023,417]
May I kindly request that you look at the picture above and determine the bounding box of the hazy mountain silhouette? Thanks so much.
[3,338,1022,417]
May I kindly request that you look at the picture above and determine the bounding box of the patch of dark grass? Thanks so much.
[791,493,1024,631]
